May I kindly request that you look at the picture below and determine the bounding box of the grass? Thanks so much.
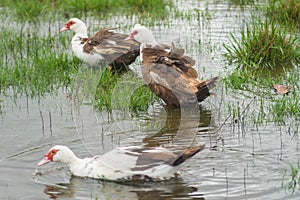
[222,14,300,126]
[0,19,155,112]
[0,0,174,21]
[221,0,300,126]
[0,27,79,97]
[227,0,257,6]
[285,162,300,193]
[0,1,299,198]
[271,90,300,125]
[224,66,299,125]
[74,68,157,112]
[223,18,300,71]
[265,0,300,28]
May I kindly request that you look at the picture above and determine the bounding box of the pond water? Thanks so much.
[1,0,300,199]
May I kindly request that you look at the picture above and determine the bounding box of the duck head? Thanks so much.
[126,24,158,46]
[37,145,77,166]
[59,18,87,36]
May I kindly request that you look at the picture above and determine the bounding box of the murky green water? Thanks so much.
[1,0,300,199]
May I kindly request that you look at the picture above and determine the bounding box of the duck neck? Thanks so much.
[67,156,87,176]
[60,151,81,166]
[145,36,159,47]
[74,23,88,38]
[71,24,88,46]
[71,33,87,57]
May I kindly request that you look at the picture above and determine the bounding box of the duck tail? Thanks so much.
[196,76,219,102]
[169,144,205,166]
[206,76,219,90]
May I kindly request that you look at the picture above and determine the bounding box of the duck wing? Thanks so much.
[87,145,205,181]
[141,47,203,107]
[100,145,205,170]
[98,146,177,172]
[82,28,140,71]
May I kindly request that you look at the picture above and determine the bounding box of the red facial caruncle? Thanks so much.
[37,148,59,166]
[59,20,75,32]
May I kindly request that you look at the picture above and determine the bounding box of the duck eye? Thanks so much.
[51,150,56,154]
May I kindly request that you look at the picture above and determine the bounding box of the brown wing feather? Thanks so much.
[169,144,205,166]
[82,28,140,72]
[131,145,204,170]
[142,46,218,107]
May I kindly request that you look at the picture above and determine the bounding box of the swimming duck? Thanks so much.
[37,144,205,182]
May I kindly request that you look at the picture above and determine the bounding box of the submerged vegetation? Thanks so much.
[227,0,257,6]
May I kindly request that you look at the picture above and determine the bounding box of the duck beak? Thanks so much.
[59,25,69,32]
[125,32,135,40]
[37,156,51,166]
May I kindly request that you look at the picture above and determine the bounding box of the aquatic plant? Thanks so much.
[223,18,300,71]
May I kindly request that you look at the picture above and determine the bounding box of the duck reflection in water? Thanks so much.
[42,176,205,200]
[143,104,216,151]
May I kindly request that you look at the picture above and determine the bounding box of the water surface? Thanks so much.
[0,0,299,199]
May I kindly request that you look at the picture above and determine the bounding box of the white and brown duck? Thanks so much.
[126,24,218,107]
[60,18,140,72]
[37,144,205,181]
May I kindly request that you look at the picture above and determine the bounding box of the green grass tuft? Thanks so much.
[223,18,300,71]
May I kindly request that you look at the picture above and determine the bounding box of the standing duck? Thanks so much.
[37,144,205,181]
[60,18,140,72]
[126,24,218,107]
